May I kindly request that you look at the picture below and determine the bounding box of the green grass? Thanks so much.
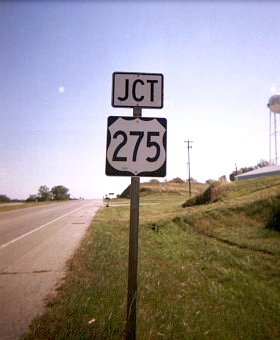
[24,177,280,339]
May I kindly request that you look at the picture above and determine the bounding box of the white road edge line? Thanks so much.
[0,204,93,250]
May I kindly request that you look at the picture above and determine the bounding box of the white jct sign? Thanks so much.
[106,116,167,176]
[112,72,164,108]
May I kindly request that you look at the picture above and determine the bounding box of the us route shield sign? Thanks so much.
[106,116,167,177]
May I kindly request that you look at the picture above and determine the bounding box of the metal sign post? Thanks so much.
[125,107,141,340]
[107,72,165,340]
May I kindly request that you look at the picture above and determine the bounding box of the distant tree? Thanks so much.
[169,177,185,183]
[37,185,51,201]
[0,194,10,203]
[51,185,70,200]
[149,179,160,183]
[26,194,37,202]
[257,159,269,168]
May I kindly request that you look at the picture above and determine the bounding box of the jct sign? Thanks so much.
[112,72,164,108]
[106,116,167,176]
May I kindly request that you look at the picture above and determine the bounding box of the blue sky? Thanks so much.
[1,1,280,199]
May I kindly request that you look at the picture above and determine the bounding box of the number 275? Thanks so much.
[112,130,161,162]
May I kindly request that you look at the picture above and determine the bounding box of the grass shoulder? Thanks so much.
[24,177,280,339]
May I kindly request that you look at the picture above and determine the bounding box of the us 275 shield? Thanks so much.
[106,116,167,177]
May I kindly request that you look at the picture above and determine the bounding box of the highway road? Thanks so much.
[0,199,102,339]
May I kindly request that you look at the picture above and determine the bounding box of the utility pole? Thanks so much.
[184,140,193,197]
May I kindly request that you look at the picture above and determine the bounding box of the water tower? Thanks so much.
[267,95,280,165]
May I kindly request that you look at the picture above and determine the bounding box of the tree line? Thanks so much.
[26,185,70,202]
[0,194,13,203]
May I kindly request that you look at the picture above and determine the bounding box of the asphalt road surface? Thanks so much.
[0,199,102,339]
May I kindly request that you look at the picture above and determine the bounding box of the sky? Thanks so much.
[1,0,280,200]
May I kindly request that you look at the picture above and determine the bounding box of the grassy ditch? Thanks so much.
[24,178,280,339]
